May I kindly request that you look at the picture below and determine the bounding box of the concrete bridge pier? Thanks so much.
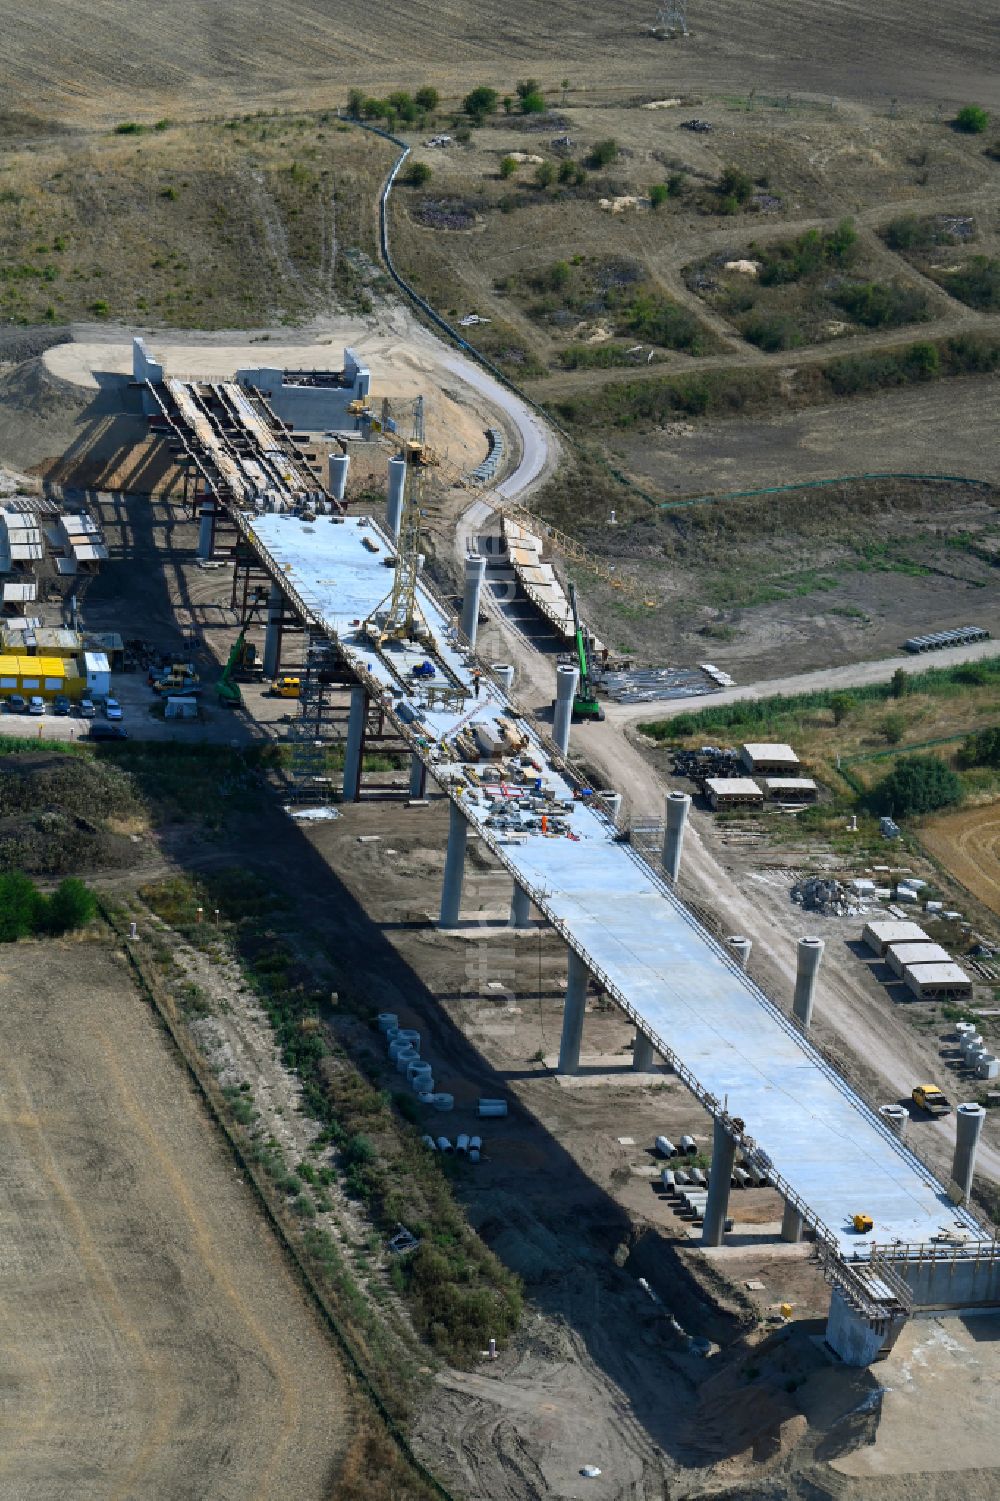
[781,1201,805,1243]
[701,1119,737,1246]
[557,950,589,1075]
[197,502,216,560]
[510,882,532,929]
[461,553,487,647]
[439,800,469,927]
[552,665,578,757]
[793,936,825,1031]
[386,456,406,541]
[662,792,691,883]
[262,581,284,680]
[952,1102,986,1203]
[342,684,367,803]
[408,753,426,799]
[632,1033,657,1072]
[727,935,752,970]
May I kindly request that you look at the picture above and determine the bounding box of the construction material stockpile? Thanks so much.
[790,876,863,917]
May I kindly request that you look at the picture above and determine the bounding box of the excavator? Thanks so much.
[217,629,252,708]
[569,582,604,722]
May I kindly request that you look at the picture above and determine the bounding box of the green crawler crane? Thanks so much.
[569,582,604,722]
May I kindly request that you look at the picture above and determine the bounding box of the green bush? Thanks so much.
[415,86,439,114]
[628,292,703,352]
[959,726,1000,768]
[405,161,432,187]
[741,311,801,351]
[463,86,498,122]
[954,105,989,134]
[759,218,857,285]
[938,256,1000,310]
[534,161,555,189]
[586,138,618,169]
[832,280,930,329]
[870,754,962,816]
[717,164,754,206]
[114,121,146,135]
[649,183,669,210]
[883,215,943,252]
[499,154,517,179]
[0,872,96,941]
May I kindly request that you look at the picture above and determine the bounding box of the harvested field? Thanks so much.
[921,802,1000,917]
[0,937,348,1499]
[1,0,999,127]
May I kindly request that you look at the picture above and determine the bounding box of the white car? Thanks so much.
[28,696,46,716]
[104,697,123,721]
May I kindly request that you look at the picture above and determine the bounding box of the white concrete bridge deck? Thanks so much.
[246,510,987,1261]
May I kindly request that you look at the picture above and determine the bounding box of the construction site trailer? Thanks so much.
[84,651,111,697]
[763,776,818,802]
[0,653,76,699]
[904,963,974,1001]
[862,919,930,956]
[885,941,952,978]
[739,742,800,774]
[704,776,765,810]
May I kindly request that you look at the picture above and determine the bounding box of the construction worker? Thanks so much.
[472,671,481,698]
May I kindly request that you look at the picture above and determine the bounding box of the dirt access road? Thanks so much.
[0,938,347,1500]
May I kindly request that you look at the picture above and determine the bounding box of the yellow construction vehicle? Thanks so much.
[852,1213,874,1234]
[912,1083,952,1117]
[270,676,301,699]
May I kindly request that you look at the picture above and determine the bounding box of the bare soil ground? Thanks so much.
[0,937,348,1499]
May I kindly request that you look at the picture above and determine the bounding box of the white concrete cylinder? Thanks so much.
[952,1102,986,1202]
[386,456,406,541]
[793,936,825,1031]
[727,935,752,970]
[492,662,514,694]
[661,791,691,883]
[461,552,487,647]
[552,665,578,757]
[329,451,350,501]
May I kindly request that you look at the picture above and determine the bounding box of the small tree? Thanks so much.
[954,105,989,134]
[0,873,42,942]
[889,666,910,698]
[880,712,906,745]
[557,159,577,184]
[46,878,97,935]
[871,754,961,816]
[829,692,854,725]
[499,155,518,179]
[519,89,546,115]
[463,86,499,123]
[534,160,555,189]
[347,89,365,118]
[649,183,669,210]
[415,86,439,114]
[406,161,432,187]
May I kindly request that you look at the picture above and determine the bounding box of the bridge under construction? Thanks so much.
[139,343,1000,1366]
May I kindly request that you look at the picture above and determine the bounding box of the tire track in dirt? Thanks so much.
[921,806,1000,918]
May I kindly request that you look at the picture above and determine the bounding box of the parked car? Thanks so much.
[28,696,46,716]
[912,1083,952,1117]
[88,724,128,741]
[104,697,123,721]
[53,694,71,716]
[7,694,27,714]
[78,698,96,718]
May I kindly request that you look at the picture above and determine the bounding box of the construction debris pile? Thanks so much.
[790,876,863,917]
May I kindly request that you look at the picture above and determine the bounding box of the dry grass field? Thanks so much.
[0,937,348,1499]
[921,804,1000,916]
[0,0,998,127]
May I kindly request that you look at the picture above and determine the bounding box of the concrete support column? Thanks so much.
[386,456,406,541]
[793,936,825,1031]
[701,1119,737,1247]
[557,950,589,1075]
[342,684,367,803]
[329,452,350,502]
[492,662,514,694]
[952,1102,986,1203]
[408,753,426,798]
[552,665,578,757]
[632,1032,657,1072]
[461,553,488,647]
[661,791,691,883]
[197,503,215,560]
[510,882,532,929]
[781,1201,805,1243]
[727,935,752,970]
[438,800,469,928]
[879,1103,910,1142]
[262,581,284,680]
